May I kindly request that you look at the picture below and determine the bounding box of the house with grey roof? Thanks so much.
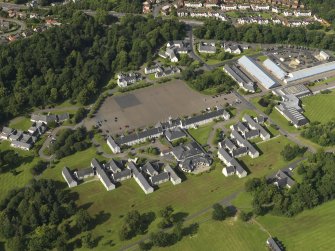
[231,147,249,158]
[155,66,180,78]
[198,42,216,54]
[223,64,256,93]
[219,138,236,152]
[150,172,170,185]
[0,127,15,140]
[117,72,143,88]
[222,165,235,176]
[57,113,70,122]
[116,127,164,146]
[242,114,270,140]
[104,159,122,173]
[230,130,259,158]
[91,158,115,191]
[141,162,159,177]
[164,164,182,185]
[107,136,121,154]
[127,161,153,194]
[272,170,295,189]
[74,167,94,180]
[244,129,260,140]
[266,237,283,251]
[62,167,78,188]
[171,141,203,162]
[180,155,212,173]
[165,127,186,142]
[218,147,233,166]
[144,64,163,75]
[181,107,230,129]
[11,140,32,151]
[112,169,132,182]
[160,40,190,63]
[9,131,23,142]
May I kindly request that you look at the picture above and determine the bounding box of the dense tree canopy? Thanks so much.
[247,152,335,217]
[194,20,335,51]
[0,179,81,250]
[0,14,185,122]
[301,120,335,146]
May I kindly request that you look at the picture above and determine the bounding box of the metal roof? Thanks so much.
[238,56,279,89]
[263,58,287,80]
[286,61,335,83]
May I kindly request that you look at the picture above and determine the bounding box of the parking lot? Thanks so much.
[89,80,238,135]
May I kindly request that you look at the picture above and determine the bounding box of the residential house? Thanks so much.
[164,164,182,185]
[150,172,170,185]
[198,42,216,54]
[128,161,154,194]
[62,167,78,188]
[165,127,186,142]
[117,72,143,88]
[112,169,132,182]
[272,170,295,189]
[0,127,15,140]
[74,167,94,180]
[91,158,115,191]
[107,136,121,154]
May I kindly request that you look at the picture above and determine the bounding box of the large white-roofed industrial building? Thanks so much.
[263,58,287,80]
[238,56,279,89]
[284,61,335,84]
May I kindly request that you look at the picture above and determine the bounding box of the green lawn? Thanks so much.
[8,116,32,131]
[0,141,38,199]
[257,55,268,62]
[258,199,335,251]
[302,91,335,123]
[188,122,214,145]
[0,130,300,250]
[239,136,297,175]
[93,133,113,154]
[158,212,268,251]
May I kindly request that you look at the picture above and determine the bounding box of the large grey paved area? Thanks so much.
[91,80,237,135]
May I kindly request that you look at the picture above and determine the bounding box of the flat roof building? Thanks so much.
[238,56,279,89]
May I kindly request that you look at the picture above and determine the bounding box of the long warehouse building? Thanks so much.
[238,56,279,89]
[263,58,287,80]
[285,61,335,83]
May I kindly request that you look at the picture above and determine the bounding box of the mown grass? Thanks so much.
[258,199,335,251]
[188,122,214,145]
[302,90,335,123]
[8,116,32,131]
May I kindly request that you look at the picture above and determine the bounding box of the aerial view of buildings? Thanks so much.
[0,0,335,250]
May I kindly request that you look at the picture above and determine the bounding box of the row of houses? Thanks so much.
[177,9,227,21]
[218,115,270,178]
[144,64,181,78]
[223,64,256,93]
[31,113,69,125]
[62,158,182,194]
[0,120,48,151]
[117,72,143,88]
[107,107,230,153]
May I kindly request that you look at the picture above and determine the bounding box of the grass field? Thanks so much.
[43,135,296,250]
[258,199,335,251]
[0,141,37,199]
[93,133,113,154]
[302,91,335,123]
[188,123,214,145]
[158,212,268,251]
[8,116,32,131]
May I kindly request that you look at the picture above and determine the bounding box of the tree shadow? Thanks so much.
[78,202,93,211]
[182,222,199,237]
[173,212,189,223]
[141,211,156,234]
[92,211,111,229]
[102,239,115,247]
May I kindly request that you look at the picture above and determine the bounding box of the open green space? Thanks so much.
[188,122,214,145]
[302,90,335,123]
[93,133,113,154]
[258,199,335,251]
[8,116,32,131]
[0,141,38,199]
[257,55,268,62]
[159,212,268,251]
[239,136,297,175]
